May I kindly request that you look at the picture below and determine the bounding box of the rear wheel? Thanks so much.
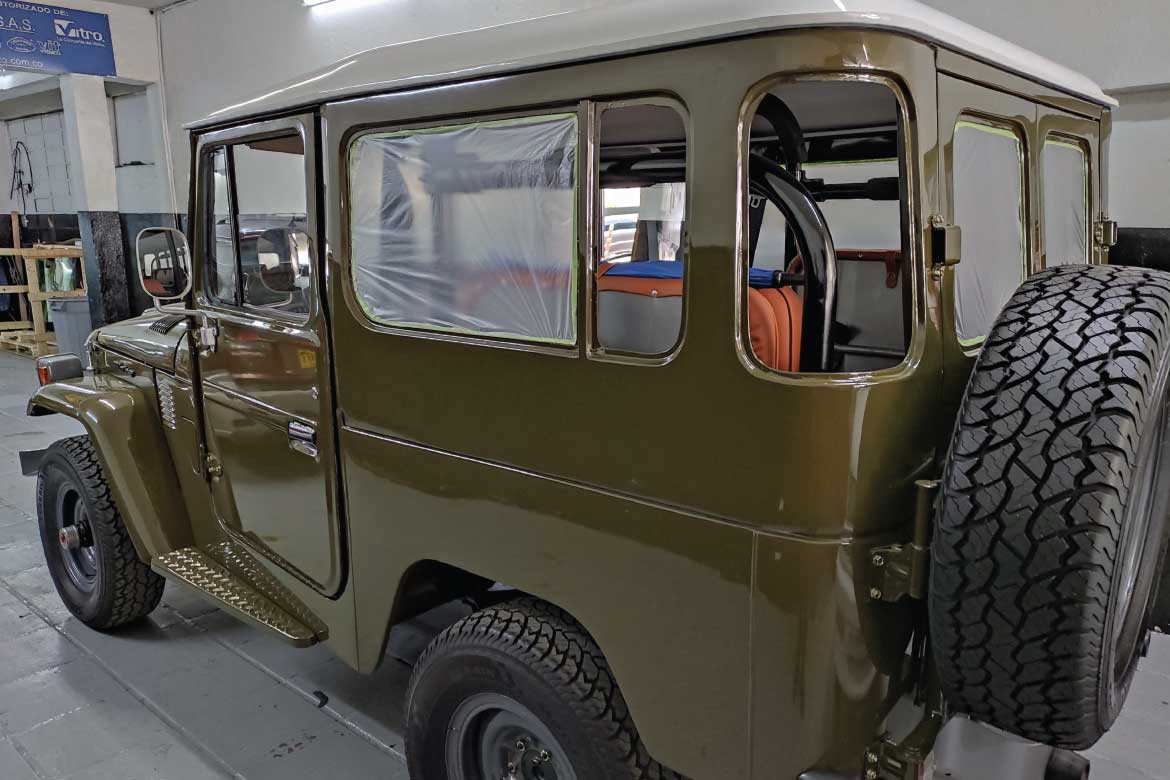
[405,597,679,780]
[931,265,1170,749]
[37,436,165,629]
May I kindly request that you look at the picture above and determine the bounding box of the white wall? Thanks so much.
[156,0,1170,227]
[158,0,612,209]
[922,0,1170,227]
[42,0,162,84]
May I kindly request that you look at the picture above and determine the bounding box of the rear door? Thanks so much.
[192,116,344,595]
[937,76,1037,404]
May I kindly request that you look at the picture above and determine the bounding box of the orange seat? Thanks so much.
[748,286,802,372]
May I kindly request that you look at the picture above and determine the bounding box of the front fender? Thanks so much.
[27,375,193,563]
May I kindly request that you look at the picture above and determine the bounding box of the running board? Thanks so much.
[152,546,321,647]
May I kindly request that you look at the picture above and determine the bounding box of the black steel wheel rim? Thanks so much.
[445,693,576,780]
[1113,397,1170,683]
[54,485,98,593]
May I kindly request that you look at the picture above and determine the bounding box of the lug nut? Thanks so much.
[869,587,883,600]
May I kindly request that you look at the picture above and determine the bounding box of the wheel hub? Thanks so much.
[58,522,92,551]
[503,737,553,780]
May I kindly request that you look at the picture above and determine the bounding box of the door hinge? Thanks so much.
[868,479,938,602]
[1094,215,1119,249]
[928,215,961,280]
[205,453,223,482]
[197,319,218,356]
[864,710,943,780]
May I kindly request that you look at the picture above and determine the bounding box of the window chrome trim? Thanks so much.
[585,94,691,368]
[1040,132,1092,269]
[950,112,1029,350]
[340,107,583,355]
[734,71,923,387]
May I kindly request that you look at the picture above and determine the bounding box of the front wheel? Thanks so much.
[405,598,679,780]
[37,436,165,629]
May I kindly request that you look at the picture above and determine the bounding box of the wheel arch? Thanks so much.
[27,377,194,563]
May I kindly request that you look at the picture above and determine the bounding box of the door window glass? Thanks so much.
[952,119,1027,344]
[207,147,238,305]
[349,114,578,345]
[234,135,310,317]
[1043,137,1090,267]
[596,103,687,356]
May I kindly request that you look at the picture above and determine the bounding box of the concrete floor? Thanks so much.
[0,348,1168,780]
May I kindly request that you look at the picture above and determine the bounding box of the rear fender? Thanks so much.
[27,375,194,562]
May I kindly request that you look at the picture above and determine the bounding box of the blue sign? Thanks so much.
[0,2,115,77]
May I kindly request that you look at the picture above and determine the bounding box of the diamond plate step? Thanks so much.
[153,547,319,647]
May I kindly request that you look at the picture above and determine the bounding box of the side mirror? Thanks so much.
[136,227,192,301]
[255,227,308,294]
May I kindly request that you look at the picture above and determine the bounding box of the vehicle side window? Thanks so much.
[595,102,687,356]
[1042,137,1090,267]
[952,119,1027,345]
[206,147,238,306]
[234,135,310,318]
[203,134,311,318]
[742,78,911,374]
[348,114,578,345]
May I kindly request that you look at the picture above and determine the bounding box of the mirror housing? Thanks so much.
[136,227,192,301]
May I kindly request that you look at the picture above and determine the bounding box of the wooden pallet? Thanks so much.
[0,330,56,357]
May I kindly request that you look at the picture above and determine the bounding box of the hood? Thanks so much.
[94,311,189,373]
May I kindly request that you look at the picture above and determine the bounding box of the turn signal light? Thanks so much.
[37,363,51,386]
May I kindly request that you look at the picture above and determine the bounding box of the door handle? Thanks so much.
[287,421,318,460]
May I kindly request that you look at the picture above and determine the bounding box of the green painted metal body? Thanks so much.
[27,28,1108,780]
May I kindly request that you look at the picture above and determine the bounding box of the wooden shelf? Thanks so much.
[1,212,88,357]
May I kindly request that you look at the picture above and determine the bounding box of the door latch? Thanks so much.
[287,421,319,460]
[929,215,962,280]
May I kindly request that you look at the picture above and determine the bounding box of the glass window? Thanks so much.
[952,119,1027,345]
[349,114,578,345]
[595,103,687,356]
[744,79,910,374]
[234,135,310,318]
[206,147,238,305]
[1043,137,1090,267]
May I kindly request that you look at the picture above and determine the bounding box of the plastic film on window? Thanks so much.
[1043,139,1089,267]
[349,114,578,344]
[952,120,1027,344]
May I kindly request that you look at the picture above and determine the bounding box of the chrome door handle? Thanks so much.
[287,421,318,460]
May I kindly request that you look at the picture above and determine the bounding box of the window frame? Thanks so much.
[1040,133,1091,269]
[950,113,1029,349]
[195,118,315,325]
[586,95,691,366]
[342,108,583,354]
[734,72,921,383]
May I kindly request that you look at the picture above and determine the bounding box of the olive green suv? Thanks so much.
[18,2,1170,778]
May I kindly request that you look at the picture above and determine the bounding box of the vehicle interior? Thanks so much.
[597,80,909,372]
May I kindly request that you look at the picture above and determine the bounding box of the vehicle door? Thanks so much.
[192,115,344,595]
[937,76,1038,406]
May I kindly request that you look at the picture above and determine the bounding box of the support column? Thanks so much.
[60,74,129,328]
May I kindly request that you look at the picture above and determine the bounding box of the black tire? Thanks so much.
[405,597,680,780]
[37,436,165,629]
[931,265,1170,749]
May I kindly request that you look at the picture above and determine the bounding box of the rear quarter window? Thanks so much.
[347,114,578,345]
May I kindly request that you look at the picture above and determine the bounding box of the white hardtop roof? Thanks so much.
[194,0,1114,129]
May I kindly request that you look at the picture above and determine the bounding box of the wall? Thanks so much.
[922,0,1170,229]
[157,0,1170,228]
[158,0,613,210]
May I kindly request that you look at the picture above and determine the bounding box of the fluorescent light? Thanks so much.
[303,0,336,6]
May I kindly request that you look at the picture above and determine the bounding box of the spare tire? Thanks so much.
[931,264,1170,749]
